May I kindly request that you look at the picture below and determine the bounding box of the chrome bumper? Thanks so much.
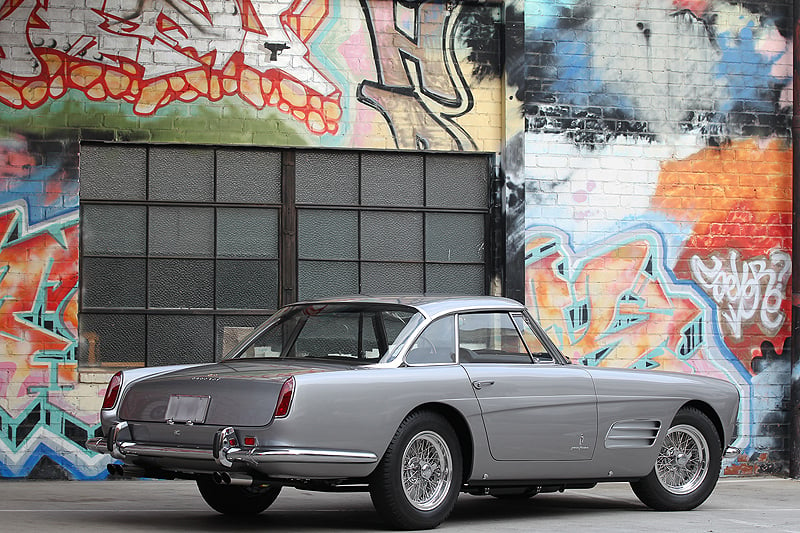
[86,423,377,468]
[724,446,741,458]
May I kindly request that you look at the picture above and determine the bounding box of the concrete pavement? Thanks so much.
[0,477,797,532]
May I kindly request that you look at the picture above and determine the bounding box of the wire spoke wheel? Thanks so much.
[401,430,453,511]
[370,411,462,529]
[655,423,710,495]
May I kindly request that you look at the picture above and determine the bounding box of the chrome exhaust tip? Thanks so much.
[212,471,254,486]
[107,463,149,478]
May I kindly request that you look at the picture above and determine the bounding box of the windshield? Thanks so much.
[227,303,420,364]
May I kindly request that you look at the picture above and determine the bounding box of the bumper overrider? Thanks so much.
[86,421,378,468]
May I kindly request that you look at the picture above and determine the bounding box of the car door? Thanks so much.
[458,311,598,461]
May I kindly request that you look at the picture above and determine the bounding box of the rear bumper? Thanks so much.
[86,422,377,469]
[724,446,741,458]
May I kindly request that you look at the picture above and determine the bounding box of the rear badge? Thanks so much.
[191,374,220,381]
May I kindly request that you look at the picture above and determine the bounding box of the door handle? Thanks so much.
[472,380,495,390]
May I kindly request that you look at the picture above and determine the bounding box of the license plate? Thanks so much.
[165,395,210,423]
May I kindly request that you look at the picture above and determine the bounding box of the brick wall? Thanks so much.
[520,0,793,475]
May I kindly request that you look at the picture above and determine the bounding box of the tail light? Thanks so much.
[274,377,294,418]
[102,371,123,409]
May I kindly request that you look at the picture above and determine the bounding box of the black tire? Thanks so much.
[196,476,281,515]
[631,407,721,511]
[370,411,463,530]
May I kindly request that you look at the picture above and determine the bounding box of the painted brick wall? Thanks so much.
[0,0,794,480]
[0,0,505,479]
[520,0,793,475]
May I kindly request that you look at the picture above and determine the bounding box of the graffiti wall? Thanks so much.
[521,0,793,474]
[0,0,794,479]
[0,0,505,478]
[0,0,504,149]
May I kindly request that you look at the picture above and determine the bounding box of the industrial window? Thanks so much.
[78,144,494,367]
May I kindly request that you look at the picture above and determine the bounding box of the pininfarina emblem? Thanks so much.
[570,433,590,452]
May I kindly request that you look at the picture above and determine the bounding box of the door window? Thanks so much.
[458,312,532,364]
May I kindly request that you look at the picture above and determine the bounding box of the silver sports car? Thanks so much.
[87,296,740,530]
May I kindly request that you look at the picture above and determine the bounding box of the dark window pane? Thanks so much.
[217,208,278,258]
[149,147,214,202]
[298,261,358,300]
[361,263,423,294]
[361,212,423,261]
[80,145,146,200]
[216,260,278,309]
[361,153,423,206]
[217,149,281,204]
[425,213,485,262]
[426,264,485,295]
[298,209,358,260]
[426,155,488,208]
[217,315,267,360]
[296,151,358,205]
[82,258,146,308]
[148,259,214,308]
[149,206,214,257]
[147,315,214,365]
[79,313,145,366]
[82,205,146,256]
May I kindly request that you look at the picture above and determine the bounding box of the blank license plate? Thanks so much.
[165,395,210,423]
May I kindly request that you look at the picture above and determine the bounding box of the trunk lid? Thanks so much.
[119,359,344,427]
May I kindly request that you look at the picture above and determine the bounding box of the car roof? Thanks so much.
[290,295,526,319]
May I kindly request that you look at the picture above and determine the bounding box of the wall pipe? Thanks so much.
[790,0,799,479]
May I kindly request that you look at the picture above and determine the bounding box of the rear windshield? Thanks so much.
[228,303,420,364]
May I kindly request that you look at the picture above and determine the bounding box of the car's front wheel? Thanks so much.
[370,411,462,530]
[631,407,721,511]
[196,476,281,515]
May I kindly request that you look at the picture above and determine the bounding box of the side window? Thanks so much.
[511,312,554,363]
[458,312,532,364]
[406,316,455,364]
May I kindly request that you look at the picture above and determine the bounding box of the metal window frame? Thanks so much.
[78,143,503,367]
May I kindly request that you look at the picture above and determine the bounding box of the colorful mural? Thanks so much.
[0,0,795,479]
[521,0,793,474]
[0,0,504,478]
[0,0,502,147]
[0,0,342,133]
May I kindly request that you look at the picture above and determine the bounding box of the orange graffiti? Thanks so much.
[0,206,78,417]
[652,138,792,370]
[525,230,728,379]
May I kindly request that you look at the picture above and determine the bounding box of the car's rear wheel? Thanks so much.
[196,476,281,515]
[631,407,721,511]
[370,411,462,530]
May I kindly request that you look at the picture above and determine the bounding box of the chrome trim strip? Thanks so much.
[103,440,378,465]
[230,448,378,464]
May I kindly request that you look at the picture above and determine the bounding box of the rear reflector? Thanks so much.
[274,377,294,418]
[102,371,123,410]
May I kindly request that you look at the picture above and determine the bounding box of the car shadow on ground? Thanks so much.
[78,491,650,532]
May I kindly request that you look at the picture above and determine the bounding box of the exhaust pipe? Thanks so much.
[106,463,149,479]
[212,471,254,487]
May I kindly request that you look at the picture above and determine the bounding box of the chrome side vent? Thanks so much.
[605,420,661,448]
